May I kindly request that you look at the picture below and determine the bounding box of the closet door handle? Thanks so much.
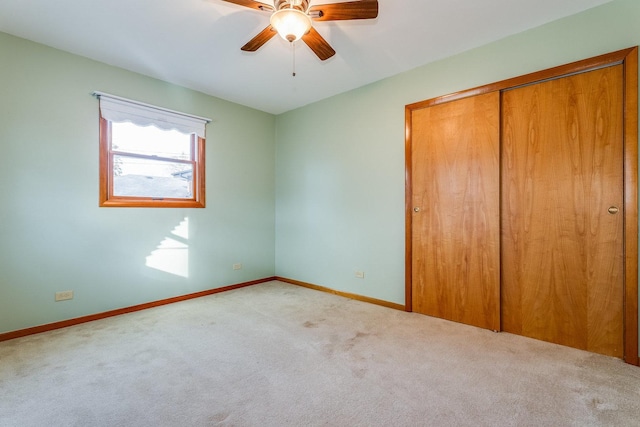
[608,206,619,215]
[413,207,421,213]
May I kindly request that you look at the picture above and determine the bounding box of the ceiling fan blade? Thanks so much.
[309,0,378,21]
[302,27,336,61]
[241,25,277,52]
[220,0,273,12]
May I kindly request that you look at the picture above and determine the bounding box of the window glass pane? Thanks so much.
[111,121,192,161]
[113,155,193,198]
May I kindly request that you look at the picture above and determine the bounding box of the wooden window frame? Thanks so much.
[99,117,206,208]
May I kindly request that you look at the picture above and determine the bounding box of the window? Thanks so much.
[95,92,210,208]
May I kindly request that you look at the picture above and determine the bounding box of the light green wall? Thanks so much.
[275,0,640,315]
[0,32,276,333]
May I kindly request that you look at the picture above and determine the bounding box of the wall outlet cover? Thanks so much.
[55,290,74,301]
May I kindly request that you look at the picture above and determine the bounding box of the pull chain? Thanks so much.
[291,41,296,77]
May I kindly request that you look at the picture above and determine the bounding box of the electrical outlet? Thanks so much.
[355,271,365,279]
[55,290,74,301]
[233,263,242,270]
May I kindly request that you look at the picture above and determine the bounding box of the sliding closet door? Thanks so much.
[411,92,500,330]
[501,65,624,357]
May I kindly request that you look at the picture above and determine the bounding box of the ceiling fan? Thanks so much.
[221,0,379,61]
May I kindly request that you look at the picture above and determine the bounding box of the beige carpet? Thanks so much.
[1,281,639,426]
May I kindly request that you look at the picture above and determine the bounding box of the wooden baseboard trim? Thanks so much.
[0,277,277,343]
[276,276,405,311]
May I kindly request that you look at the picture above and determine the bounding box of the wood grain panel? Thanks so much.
[501,66,624,357]
[411,92,500,330]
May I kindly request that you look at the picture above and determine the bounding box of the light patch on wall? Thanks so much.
[145,217,189,278]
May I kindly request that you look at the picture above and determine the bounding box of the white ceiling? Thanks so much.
[0,0,612,114]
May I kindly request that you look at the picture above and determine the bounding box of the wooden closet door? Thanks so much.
[411,92,500,330]
[501,65,624,357]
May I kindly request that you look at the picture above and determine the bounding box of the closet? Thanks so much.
[405,48,638,364]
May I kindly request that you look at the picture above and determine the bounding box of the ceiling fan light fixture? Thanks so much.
[270,8,312,43]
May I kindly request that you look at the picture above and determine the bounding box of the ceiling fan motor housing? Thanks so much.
[274,0,309,12]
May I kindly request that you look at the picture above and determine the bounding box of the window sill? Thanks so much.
[99,198,205,208]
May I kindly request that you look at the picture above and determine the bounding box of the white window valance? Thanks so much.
[93,91,211,138]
